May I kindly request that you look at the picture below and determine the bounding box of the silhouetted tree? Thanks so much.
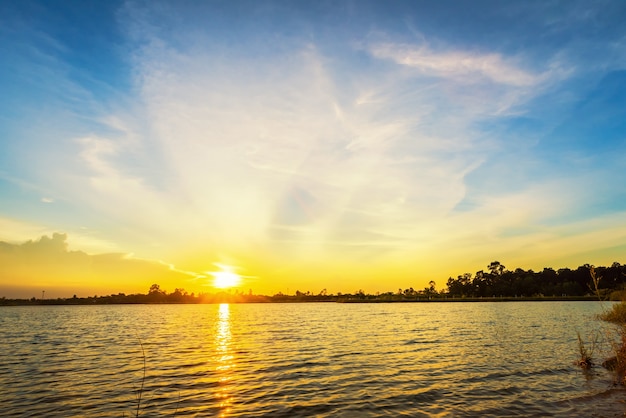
[147,283,166,302]
[442,261,626,298]
[488,261,506,276]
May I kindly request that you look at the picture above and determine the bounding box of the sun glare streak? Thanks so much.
[210,264,242,289]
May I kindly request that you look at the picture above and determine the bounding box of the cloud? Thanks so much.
[2,1,625,295]
[0,217,53,243]
[368,43,540,87]
[54,7,560,269]
[0,233,197,298]
[4,4,547,264]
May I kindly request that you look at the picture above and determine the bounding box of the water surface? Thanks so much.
[1,302,624,417]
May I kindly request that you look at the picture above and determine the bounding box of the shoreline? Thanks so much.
[0,295,604,306]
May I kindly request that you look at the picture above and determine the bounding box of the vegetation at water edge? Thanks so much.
[2,261,626,305]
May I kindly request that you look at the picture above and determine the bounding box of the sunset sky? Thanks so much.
[1,0,626,298]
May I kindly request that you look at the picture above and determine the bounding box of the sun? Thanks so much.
[209,265,241,289]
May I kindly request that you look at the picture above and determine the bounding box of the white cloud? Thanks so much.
[64,14,524,263]
[3,3,606,273]
[368,43,540,87]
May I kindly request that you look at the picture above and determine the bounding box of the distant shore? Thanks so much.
[338,295,601,303]
[4,262,623,306]
[0,294,604,306]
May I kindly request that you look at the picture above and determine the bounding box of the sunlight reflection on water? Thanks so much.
[1,302,625,417]
[216,303,234,417]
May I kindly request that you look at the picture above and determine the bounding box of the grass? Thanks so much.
[123,337,180,417]
[576,331,596,369]
[597,306,626,384]
[598,302,626,324]
[587,266,626,384]
[122,338,146,418]
[135,338,146,417]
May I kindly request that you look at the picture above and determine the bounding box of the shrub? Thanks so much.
[598,302,626,324]
[597,301,626,384]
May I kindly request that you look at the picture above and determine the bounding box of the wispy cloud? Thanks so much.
[368,43,540,87]
[63,7,570,268]
[2,0,625,295]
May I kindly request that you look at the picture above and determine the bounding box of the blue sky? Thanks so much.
[1,0,626,297]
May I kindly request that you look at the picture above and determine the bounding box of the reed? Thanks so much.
[590,266,626,384]
[135,338,146,417]
[123,337,180,417]
[598,302,626,324]
[576,331,595,368]
[122,338,146,417]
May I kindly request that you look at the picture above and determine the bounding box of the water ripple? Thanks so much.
[1,302,625,416]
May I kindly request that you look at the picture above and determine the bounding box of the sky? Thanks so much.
[1,0,626,298]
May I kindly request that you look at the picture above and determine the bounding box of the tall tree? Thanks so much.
[488,261,506,276]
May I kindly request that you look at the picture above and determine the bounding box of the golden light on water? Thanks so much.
[216,303,232,359]
[215,303,234,417]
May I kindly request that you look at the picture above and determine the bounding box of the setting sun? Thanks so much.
[210,265,241,289]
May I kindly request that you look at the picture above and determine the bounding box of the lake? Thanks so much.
[1,302,625,417]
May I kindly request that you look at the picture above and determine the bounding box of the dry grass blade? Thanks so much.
[135,337,146,417]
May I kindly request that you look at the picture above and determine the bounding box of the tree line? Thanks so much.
[2,261,624,305]
[445,261,626,298]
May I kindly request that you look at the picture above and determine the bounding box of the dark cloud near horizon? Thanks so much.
[0,233,195,298]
